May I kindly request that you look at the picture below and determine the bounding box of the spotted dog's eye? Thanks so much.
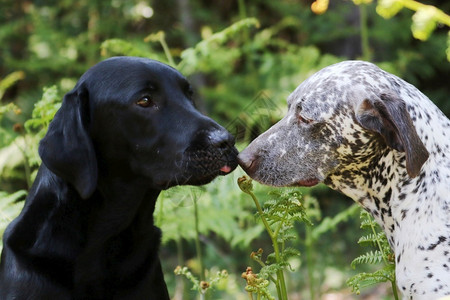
[136,96,155,108]
[298,114,313,124]
[296,104,313,124]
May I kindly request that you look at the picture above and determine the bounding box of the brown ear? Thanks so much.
[355,93,429,178]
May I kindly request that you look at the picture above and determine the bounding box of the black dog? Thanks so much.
[0,57,238,299]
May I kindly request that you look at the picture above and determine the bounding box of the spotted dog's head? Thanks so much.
[238,61,429,195]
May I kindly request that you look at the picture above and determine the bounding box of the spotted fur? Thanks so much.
[238,61,450,299]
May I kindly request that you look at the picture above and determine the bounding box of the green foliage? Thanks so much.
[242,265,275,300]
[309,203,360,241]
[346,210,398,299]
[100,17,341,129]
[25,86,61,139]
[264,190,313,226]
[0,85,61,246]
[0,103,22,148]
[0,190,27,254]
[178,18,260,75]
[157,169,266,249]
[11,86,61,185]
[238,176,312,300]
[347,264,396,296]
[0,70,24,150]
[303,201,361,299]
[174,266,228,299]
[355,0,450,60]
[1,2,449,298]
[100,39,149,59]
[0,71,25,100]
[350,250,384,267]
[376,0,405,19]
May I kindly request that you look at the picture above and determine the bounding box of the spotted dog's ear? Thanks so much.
[355,93,429,178]
[39,84,98,199]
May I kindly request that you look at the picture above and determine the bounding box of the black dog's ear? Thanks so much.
[355,93,429,178]
[39,85,98,199]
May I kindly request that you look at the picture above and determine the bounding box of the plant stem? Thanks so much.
[238,0,247,20]
[272,239,288,300]
[359,3,371,61]
[247,191,288,300]
[252,257,278,284]
[273,213,289,300]
[397,0,450,27]
[305,225,316,300]
[175,238,185,299]
[193,193,205,281]
[391,280,400,300]
[159,34,176,67]
[247,192,274,238]
[369,217,399,300]
[14,137,32,189]
[369,221,388,265]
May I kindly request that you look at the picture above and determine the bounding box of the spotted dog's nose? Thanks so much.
[237,150,260,176]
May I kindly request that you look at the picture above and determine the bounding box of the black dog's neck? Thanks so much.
[75,173,163,297]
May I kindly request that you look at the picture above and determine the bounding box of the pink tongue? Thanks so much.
[220,165,232,173]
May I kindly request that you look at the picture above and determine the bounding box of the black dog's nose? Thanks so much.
[208,129,235,149]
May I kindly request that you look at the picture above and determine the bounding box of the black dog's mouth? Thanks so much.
[181,145,239,185]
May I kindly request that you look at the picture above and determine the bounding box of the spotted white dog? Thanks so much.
[238,61,450,299]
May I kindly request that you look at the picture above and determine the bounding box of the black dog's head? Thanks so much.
[39,56,238,198]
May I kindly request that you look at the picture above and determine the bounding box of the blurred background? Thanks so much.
[1,0,449,299]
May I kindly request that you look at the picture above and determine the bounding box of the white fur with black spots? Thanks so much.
[238,61,450,299]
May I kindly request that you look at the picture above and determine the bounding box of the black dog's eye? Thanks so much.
[136,96,155,108]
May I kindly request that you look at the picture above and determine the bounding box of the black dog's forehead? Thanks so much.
[91,56,183,78]
[80,57,188,94]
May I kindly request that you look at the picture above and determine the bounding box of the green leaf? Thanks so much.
[347,264,395,294]
[447,31,450,62]
[100,39,155,59]
[282,247,301,262]
[0,190,27,253]
[376,0,404,19]
[24,85,61,136]
[411,7,438,41]
[357,232,386,246]
[311,204,359,240]
[0,71,25,100]
[351,250,384,268]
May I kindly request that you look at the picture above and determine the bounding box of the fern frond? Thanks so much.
[347,264,395,294]
[359,210,378,229]
[357,232,386,246]
[351,250,384,268]
[282,247,301,261]
[279,230,297,243]
[259,263,284,278]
